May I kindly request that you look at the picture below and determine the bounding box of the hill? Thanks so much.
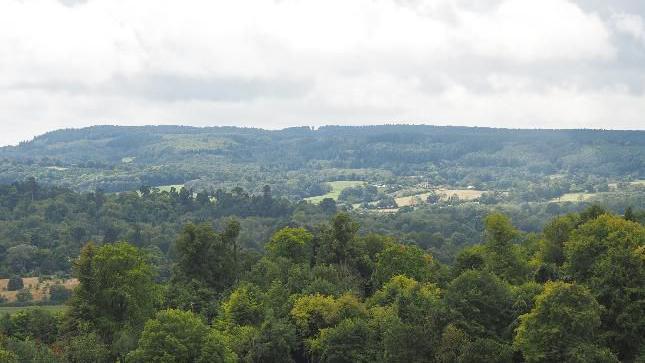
[1,125,644,204]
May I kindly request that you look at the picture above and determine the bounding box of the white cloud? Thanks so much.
[613,12,645,43]
[0,0,642,146]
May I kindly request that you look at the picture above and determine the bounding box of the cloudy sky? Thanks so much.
[1,0,645,145]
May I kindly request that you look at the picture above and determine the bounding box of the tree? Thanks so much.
[319,198,337,215]
[291,293,367,340]
[0,309,60,344]
[68,242,160,353]
[128,309,209,362]
[538,214,578,266]
[308,318,376,363]
[220,283,265,327]
[317,213,360,266]
[6,276,23,291]
[444,270,513,339]
[198,329,238,363]
[372,244,435,287]
[457,338,513,363]
[243,314,296,363]
[173,223,236,292]
[0,350,17,363]
[64,332,111,363]
[49,284,72,304]
[482,213,529,284]
[452,245,486,276]
[563,214,644,361]
[266,227,313,264]
[368,275,448,361]
[514,281,615,363]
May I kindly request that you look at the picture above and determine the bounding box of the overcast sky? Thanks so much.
[1,0,645,145]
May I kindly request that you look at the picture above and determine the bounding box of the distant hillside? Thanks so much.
[1,125,644,200]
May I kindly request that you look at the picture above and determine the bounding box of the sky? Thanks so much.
[1,0,645,146]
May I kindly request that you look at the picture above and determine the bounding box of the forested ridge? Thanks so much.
[1,125,643,200]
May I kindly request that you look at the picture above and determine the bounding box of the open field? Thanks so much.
[155,184,185,192]
[551,192,597,202]
[395,188,485,207]
[304,181,365,204]
[0,305,67,315]
[0,277,78,303]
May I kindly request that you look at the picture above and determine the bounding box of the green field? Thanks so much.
[0,305,67,314]
[156,184,185,192]
[304,181,365,204]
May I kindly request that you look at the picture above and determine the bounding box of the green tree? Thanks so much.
[64,332,111,363]
[452,245,486,277]
[368,275,448,362]
[317,213,360,265]
[244,314,296,363]
[68,242,160,353]
[458,338,513,363]
[483,213,529,283]
[563,214,644,360]
[220,283,265,327]
[173,223,236,292]
[0,349,18,363]
[0,309,60,344]
[128,309,210,363]
[266,227,313,264]
[444,270,513,339]
[538,214,578,265]
[372,244,435,288]
[514,281,614,363]
[198,329,238,363]
[308,318,376,363]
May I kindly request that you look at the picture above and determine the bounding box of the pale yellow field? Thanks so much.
[395,188,485,207]
[0,277,78,303]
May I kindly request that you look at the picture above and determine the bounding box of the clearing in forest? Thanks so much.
[304,181,365,204]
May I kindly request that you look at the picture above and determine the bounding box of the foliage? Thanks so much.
[67,242,160,358]
[128,309,209,362]
[563,214,645,360]
[49,284,72,304]
[372,243,436,287]
[514,281,611,362]
[0,185,642,362]
[6,276,23,291]
[266,227,313,264]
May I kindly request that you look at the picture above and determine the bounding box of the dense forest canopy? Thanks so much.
[0,125,643,362]
[0,203,642,362]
